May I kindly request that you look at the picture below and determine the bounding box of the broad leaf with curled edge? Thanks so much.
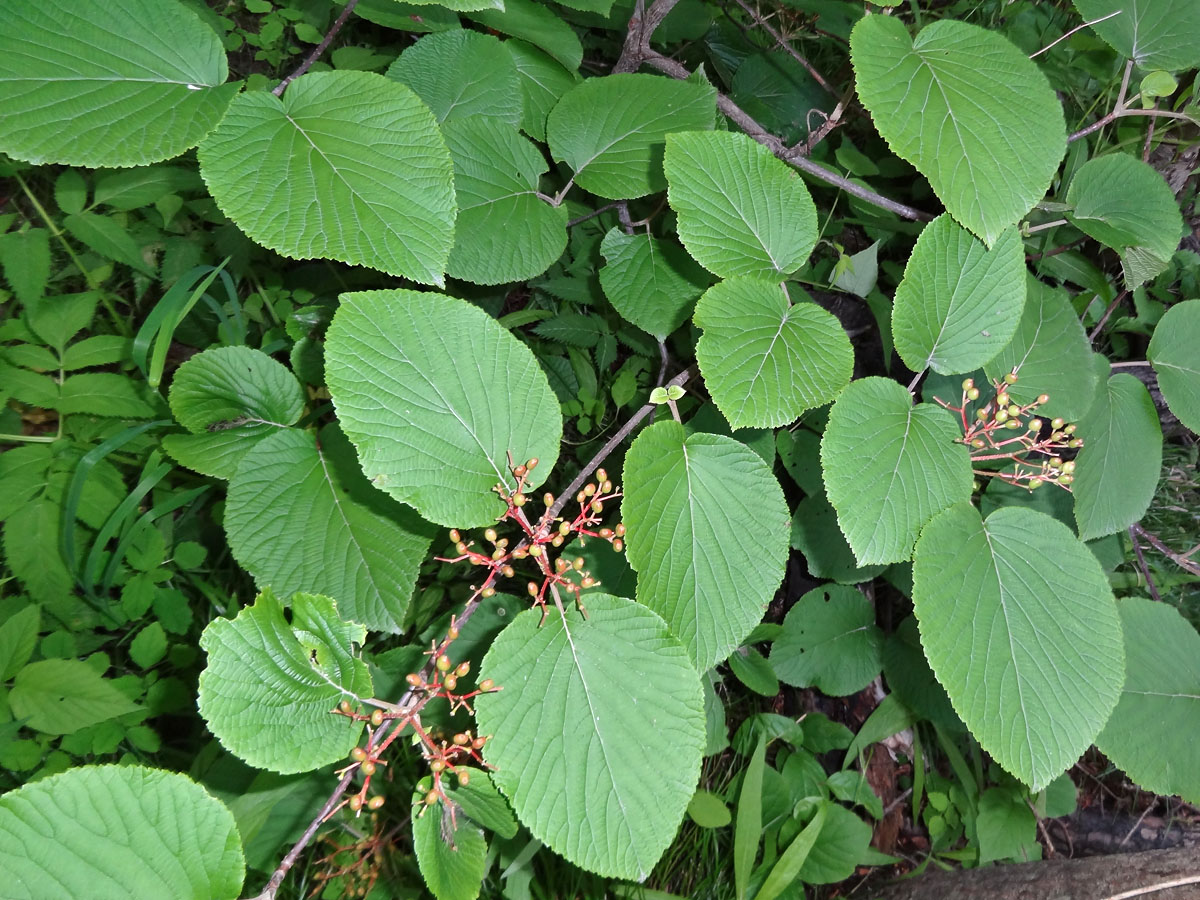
[198,71,455,286]
[1073,0,1200,72]
[198,589,372,774]
[913,504,1124,790]
[820,377,973,565]
[224,425,433,633]
[442,118,568,285]
[665,131,818,280]
[851,15,1065,245]
[599,227,710,341]
[0,765,245,900]
[1148,299,1200,433]
[547,73,716,200]
[694,278,853,428]
[325,289,562,528]
[0,0,238,167]
[475,594,705,880]
[387,29,521,125]
[892,216,1025,375]
[623,421,790,671]
[1097,598,1200,804]
[412,778,488,900]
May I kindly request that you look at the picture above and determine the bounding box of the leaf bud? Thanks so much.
[443,674,458,692]
[361,761,377,776]
[436,654,452,672]
[513,492,527,507]
[350,794,364,812]
[966,388,980,401]
[370,709,384,727]
[479,679,495,692]
[1004,372,1018,384]
[351,746,368,762]
[612,539,624,553]
[449,529,461,543]
[484,528,497,543]
[368,796,385,811]
[526,457,539,470]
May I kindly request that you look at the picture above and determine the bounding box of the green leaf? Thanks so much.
[170,345,305,433]
[388,29,520,125]
[694,279,853,428]
[225,426,432,633]
[0,605,38,681]
[790,493,887,584]
[3,500,77,621]
[442,119,567,285]
[1073,374,1162,540]
[797,802,871,884]
[850,15,1065,245]
[0,765,244,900]
[547,74,716,200]
[413,785,488,900]
[1148,299,1200,433]
[92,165,203,211]
[508,40,578,142]
[892,216,1025,375]
[130,621,168,669]
[688,789,732,828]
[977,787,1037,864]
[0,228,51,305]
[728,646,779,697]
[0,0,238,166]
[985,277,1100,420]
[325,289,562,528]
[665,131,818,279]
[820,377,973,565]
[1066,153,1183,289]
[756,802,826,900]
[59,372,164,419]
[198,589,371,774]
[730,52,829,146]
[734,735,766,900]
[465,0,583,71]
[476,595,705,880]
[63,211,155,275]
[1073,0,1200,71]
[1096,598,1200,804]
[26,291,101,349]
[623,421,790,671]
[912,504,1124,790]
[9,659,140,734]
[448,775,519,838]
[598,227,710,341]
[771,585,883,697]
[198,71,455,286]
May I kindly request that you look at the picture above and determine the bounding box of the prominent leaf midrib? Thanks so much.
[862,411,913,556]
[313,442,384,610]
[679,146,781,270]
[569,98,704,179]
[739,307,789,421]
[2,76,215,85]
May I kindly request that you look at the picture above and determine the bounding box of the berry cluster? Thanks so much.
[439,456,626,624]
[937,372,1084,491]
[330,618,499,821]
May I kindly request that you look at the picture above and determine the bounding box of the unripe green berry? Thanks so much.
[971,438,986,449]
[1064,424,1076,435]
[1037,394,1050,405]
[612,539,624,552]
[351,746,368,762]
[478,678,495,692]
[1059,474,1073,485]
[513,463,527,477]
[424,790,439,805]
[529,544,543,557]
[1005,419,1022,429]
[370,708,384,727]
[962,378,974,391]
[458,770,470,787]
[1004,372,1018,384]
[544,492,554,506]
[481,586,496,598]
[484,528,497,543]
[452,733,470,746]
[436,654,452,672]
[995,409,1009,423]
[430,759,446,773]
[449,529,461,543]
[350,794,364,811]
[997,391,1010,407]
[526,457,539,470]
[368,796,385,811]
[456,661,470,677]
[361,761,377,776]
[1028,418,1043,432]
[444,674,458,692]
[512,492,527,507]
[596,468,608,483]
[551,535,564,547]
[1007,405,1021,418]
[976,408,989,422]
[966,388,980,401]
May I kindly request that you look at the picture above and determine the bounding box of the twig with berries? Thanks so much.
[936,372,1084,491]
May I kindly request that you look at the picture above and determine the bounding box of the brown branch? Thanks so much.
[613,0,683,73]
[727,0,835,95]
[1128,525,1162,602]
[1130,523,1200,578]
[273,0,360,96]
[1088,290,1129,343]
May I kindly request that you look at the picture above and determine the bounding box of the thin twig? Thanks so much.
[548,366,695,521]
[1088,290,1129,343]
[1119,803,1155,848]
[1131,524,1200,577]
[728,0,835,95]
[1100,874,1200,900]
[613,0,683,73]
[1029,9,1121,59]
[1026,798,1056,858]
[1066,61,1198,142]
[273,0,360,96]
[1109,360,1151,368]
[567,201,620,228]
[1128,525,1162,602]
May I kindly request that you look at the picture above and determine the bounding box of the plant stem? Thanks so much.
[1127,525,1162,602]
[1029,9,1122,59]
[1109,360,1151,368]
[273,0,360,96]
[15,173,100,292]
[727,0,834,96]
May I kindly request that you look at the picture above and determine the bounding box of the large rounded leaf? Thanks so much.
[622,421,790,671]
[224,426,434,633]
[851,15,1065,245]
[325,290,562,527]
[892,216,1025,375]
[1072,374,1162,541]
[198,589,372,774]
[0,0,237,167]
[695,279,853,429]
[1066,153,1183,289]
[475,594,705,880]
[598,228,710,341]
[985,277,1100,420]
[547,73,716,200]
[412,781,488,900]
[442,119,567,285]
[198,71,455,286]
[665,131,818,279]
[820,377,973,565]
[913,504,1124,790]
[0,765,244,900]
[771,585,883,696]
[388,29,521,125]
[1096,598,1200,804]
[1073,0,1200,71]
[1148,299,1200,433]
